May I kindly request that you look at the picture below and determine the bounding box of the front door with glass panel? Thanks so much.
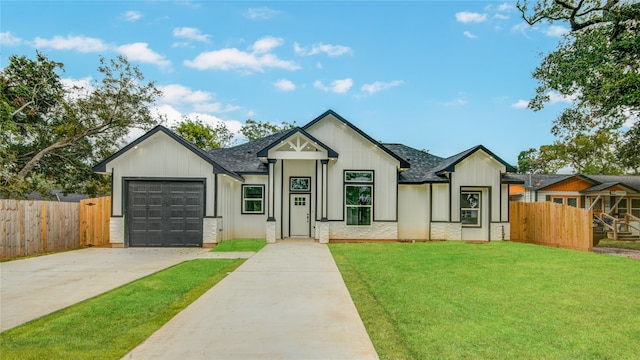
[290,194,310,237]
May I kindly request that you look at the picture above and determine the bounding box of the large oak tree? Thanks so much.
[517,0,640,174]
[1,53,161,198]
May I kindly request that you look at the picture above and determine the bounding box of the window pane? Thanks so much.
[346,206,371,225]
[345,171,373,182]
[461,210,479,225]
[346,186,371,205]
[461,192,480,208]
[567,198,578,207]
[552,197,564,204]
[244,200,262,212]
[631,199,640,208]
[244,186,263,199]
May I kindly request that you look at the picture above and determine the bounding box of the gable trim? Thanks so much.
[256,127,339,158]
[436,145,517,174]
[302,109,410,169]
[92,125,244,182]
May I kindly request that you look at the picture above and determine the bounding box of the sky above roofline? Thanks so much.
[1,1,588,165]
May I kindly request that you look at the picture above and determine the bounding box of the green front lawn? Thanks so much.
[212,238,267,252]
[330,241,640,359]
[0,259,244,360]
[597,239,640,250]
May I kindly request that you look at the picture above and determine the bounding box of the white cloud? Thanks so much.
[184,37,299,73]
[252,36,283,53]
[497,3,514,12]
[512,23,535,36]
[61,77,94,100]
[512,99,529,109]
[293,42,352,57]
[443,98,468,107]
[157,84,239,114]
[122,11,142,22]
[545,25,569,37]
[173,27,210,42]
[274,79,296,92]
[314,78,353,94]
[463,31,477,39]
[0,32,22,46]
[158,84,212,104]
[117,43,171,68]
[152,105,243,138]
[455,11,488,23]
[34,35,109,53]
[548,91,578,104]
[493,13,509,20]
[623,109,639,128]
[361,80,403,94]
[245,7,281,20]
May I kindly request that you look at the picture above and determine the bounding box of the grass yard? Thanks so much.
[330,241,640,360]
[0,259,244,360]
[597,239,640,250]
[212,238,267,252]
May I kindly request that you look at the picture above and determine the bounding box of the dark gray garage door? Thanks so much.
[127,180,204,247]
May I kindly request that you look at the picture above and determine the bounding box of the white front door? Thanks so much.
[290,194,310,237]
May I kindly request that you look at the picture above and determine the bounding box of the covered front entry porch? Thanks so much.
[258,129,338,243]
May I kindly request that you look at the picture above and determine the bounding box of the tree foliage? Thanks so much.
[516,0,640,174]
[172,117,234,150]
[240,119,296,142]
[1,53,161,199]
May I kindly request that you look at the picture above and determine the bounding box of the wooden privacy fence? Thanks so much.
[79,196,110,248]
[0,197,111,259]
[510,201,593,252]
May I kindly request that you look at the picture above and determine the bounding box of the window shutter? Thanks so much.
[545,195,551,201]
[580,196,586,208]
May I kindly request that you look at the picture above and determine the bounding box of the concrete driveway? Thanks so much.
[0,247,252,332]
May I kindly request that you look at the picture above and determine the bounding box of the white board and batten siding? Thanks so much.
[105,131,217,217]
[231,174,268,239]
[398,184,430,240]
[305,114,400,222]
[450,151,507,241]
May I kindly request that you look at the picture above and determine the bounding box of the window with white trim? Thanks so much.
[242,185,264,214]
[461,191,481,227]
[345,171,373,226]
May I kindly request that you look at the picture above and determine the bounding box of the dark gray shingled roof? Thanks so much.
[383,144,518,184]
[382,144,446,183]
[208,130,293,174]
[506,174,640,193]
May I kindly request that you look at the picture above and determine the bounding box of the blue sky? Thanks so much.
[1,1,575,165]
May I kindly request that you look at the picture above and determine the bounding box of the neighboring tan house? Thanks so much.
[93,110,519,247]
[508,173,640,238]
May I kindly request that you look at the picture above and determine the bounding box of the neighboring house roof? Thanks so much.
[303,110,410,169]
[256,127,339,159]
[0,190,90,202]
[508,173,640,193]
[508,174,574,191]
[582,175,640,193]
[92,125,244,181]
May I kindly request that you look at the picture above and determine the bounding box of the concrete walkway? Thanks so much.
[124,240,379,359]
[0,247,253,332]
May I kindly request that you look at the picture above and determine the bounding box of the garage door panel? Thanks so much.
[127,180,204,247]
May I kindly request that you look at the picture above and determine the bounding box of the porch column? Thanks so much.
[318,159,329,244]
[267,159,277,243]
[321,159,328,221]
